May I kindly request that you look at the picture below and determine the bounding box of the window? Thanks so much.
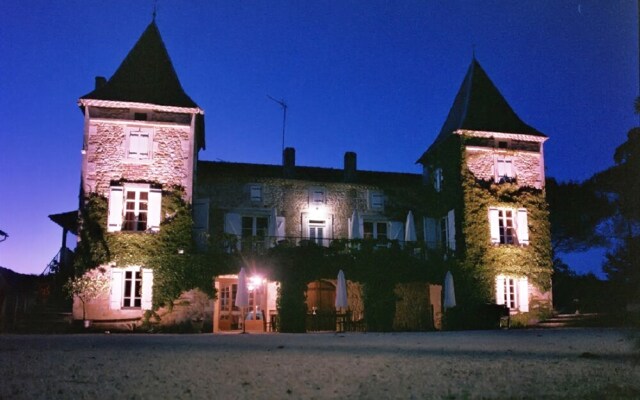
[249,185,263,202]
[109,268,153,310]
[107,184,161,232]
[124,188,148,231]
[368,191,384,210]
[126,127,153,160]
[363,221,387,240]
[134,112,148,121]
[489,207,529,245]
[309,220,325,246]
[495,157,516,183]
[241,216,268,238]
[496,275,529,312]
[309,187,326,205]
[123,270,142,308]
[220,284,238,312]
[434,168,443,192]
[424,210,455,251]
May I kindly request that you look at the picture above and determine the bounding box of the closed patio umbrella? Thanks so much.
[335,269,348,310]
[444,271,456,309]
[235,268,249,333]
[350,209,362,239]
[268,208,278,246]
[405,210,417,242]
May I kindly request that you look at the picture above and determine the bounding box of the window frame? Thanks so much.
[363,220,388,240]
[368,190,385,210]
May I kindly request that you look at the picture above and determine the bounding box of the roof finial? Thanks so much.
[152,0,158,21]
[472,44,476,60]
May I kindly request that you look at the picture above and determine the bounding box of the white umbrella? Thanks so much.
[444,271,456,309]
[405,210,417,242]
[235,268,249,333]
[335,270,348,310]
[350,209,362,239]
[268,208,278,245]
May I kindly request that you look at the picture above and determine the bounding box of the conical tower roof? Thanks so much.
[418,59,545,163]
[81,21,198,108]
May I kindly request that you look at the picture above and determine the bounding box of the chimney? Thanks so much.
[283,147,295,178]
[95,76,107,90]
[344,151,357,182]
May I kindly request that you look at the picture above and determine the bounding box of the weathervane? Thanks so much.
[267,95,288,159]
[152,0,158,21]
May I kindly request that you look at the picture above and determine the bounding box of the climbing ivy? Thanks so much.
[74,187,234,311]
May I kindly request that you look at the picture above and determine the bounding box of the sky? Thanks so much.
[0,1,637,277]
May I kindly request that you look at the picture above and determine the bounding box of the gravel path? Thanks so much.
[1,328,639,399]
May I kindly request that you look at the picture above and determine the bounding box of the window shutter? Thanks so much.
[109,269,123,310]
[324,215,334,247]
[495,275,505,305]
[517,208,529,245]
[488,207,500,244]
[518,277,529,312]
[389,221,404,241]
[141,268,154,310]
[347,217,363,240]
[107,186,124,232]
[147,188,162,231]
[424,217,437,249]
[447,209,456,251]
[276,216,286,241]
[301,213,309,240]
[224,213,242,236]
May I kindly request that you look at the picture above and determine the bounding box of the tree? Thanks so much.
[590,105,640,307]
[546,178,612,253]
[65,270,109,321]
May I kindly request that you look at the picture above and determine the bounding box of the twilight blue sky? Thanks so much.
[0,1,637,276]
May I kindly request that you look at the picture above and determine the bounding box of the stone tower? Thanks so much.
[417,58,552,315]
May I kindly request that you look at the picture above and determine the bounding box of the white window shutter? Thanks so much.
[495,275,505,305]
[301,213,310,239]
[147,188,162,232]
[488,207,500,244]
[389,221,404,241]
[224,213,242,235]
[517,208,529,245]
[424,217,437,249]
[110,269,123,310]
[347,217,352,239]
[107,186,124,232]
[518,277,529,312]
[447,209,456,251]
[276,216,286,241]
[324,215,334,246]
[141,268,154,310]
[347,217,363,239]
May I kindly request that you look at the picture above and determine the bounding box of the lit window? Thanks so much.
[496,275,529,312]
[124,188,148,231]
[309,220,325,246]
[109,268,152,310]
[127,127,153,160]
[123,270,142,308]
[489,207,529,245]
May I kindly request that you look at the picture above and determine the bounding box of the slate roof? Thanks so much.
[81,21,198,109]
[198,161,422,187]
[418,58,545,163]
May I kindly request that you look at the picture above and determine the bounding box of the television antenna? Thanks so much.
[267,95,288,158]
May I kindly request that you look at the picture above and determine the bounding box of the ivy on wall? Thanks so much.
[74,188,234,311]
